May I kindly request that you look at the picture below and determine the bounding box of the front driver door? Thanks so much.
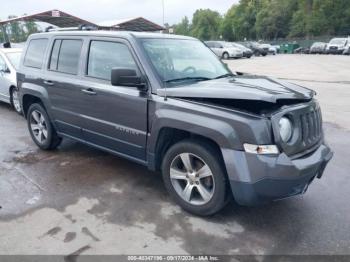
[79,38,148,162]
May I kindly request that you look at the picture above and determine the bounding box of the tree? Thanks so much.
[190,9,222,40]
[24,19,39,36]
[256,0,297,40]
[173,16,191,36]
[171,0,350,41]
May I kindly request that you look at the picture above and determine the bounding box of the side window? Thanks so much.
[49,40,61,70]
[24,39,48,69]
[49,39,82,75]
[87,41,137,81]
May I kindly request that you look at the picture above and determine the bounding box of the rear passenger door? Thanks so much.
[79,38,148,162]
[44,37,86,139]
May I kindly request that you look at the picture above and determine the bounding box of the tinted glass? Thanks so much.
[24,39,48,68]
[87,41,137,80]
[142,38,230,84]
[56,40,82,74]
[49,40,62,70]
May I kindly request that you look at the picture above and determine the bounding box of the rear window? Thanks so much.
[24,39,48,69]
[49,39,82,75]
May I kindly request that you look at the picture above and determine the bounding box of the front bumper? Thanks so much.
[327,49,344,54]
[243,51,253,58]
[222,144,333,206]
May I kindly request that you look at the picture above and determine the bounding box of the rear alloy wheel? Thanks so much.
[162,140,227,216]
[222,52,229,60]
[27,103,62,150]
[10,87,22,114]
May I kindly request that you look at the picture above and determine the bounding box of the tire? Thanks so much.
[222,52,229,60]
[10,87,22,115]
[161,140,228,216]
[27,103,62,150]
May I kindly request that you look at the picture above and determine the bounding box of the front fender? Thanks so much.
[147,108,240,154]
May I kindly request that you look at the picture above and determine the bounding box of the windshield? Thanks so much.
[5,52,21,69]
[330,39,346,45]
[141,38,231,86]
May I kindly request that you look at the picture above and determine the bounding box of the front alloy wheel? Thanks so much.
[162,140,228,216]
[170,153,215,205]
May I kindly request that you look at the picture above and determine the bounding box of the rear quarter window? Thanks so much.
[24,38,48,69]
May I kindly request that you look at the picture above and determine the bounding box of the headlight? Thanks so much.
[279,117,293,142]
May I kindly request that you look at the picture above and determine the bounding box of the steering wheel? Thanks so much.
[182,66,196,74]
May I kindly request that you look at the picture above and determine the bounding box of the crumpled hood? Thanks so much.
[157,75,315,103]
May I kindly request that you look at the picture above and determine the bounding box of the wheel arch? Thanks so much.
[148,126,229,174]
[22,94,44,118]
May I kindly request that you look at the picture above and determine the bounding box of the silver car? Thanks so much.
[0,48,22,114]
[205,41,243,59]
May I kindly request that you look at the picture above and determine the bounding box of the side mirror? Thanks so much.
[111,68,147,90]
[0,66,10,74]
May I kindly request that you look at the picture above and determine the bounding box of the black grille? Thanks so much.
[300,107,322,147]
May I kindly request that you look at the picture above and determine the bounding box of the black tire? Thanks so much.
[161,139,228,216]
[222,52,229,60]
[27,103,62,150]
[10,87,22,115]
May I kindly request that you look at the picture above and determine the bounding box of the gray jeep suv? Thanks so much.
[17,31,333,216]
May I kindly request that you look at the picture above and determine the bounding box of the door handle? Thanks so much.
[43,80,54,86]
[81,88,97,95]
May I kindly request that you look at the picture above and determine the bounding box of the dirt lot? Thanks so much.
[0,54,349,257]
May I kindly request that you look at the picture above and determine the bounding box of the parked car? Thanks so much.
[326,38,348,54]
[310,42,327,54]
[18,31,333,216]
[260,44,277,55]
[240,41,268,56]
[294,47,310,54]
[343,41,350,55]
[271,45,280,53]
[229,43,253,58]
[205,41,243,59]
[0,48,22,113]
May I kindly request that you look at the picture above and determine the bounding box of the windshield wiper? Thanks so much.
[214,73,234,79]
[164,76,211,83]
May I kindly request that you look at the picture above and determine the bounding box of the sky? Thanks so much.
[0,0,237,26]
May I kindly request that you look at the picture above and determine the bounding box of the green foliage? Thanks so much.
[1,15,40,43]
[173,16,191,36]
[172,0,350,41]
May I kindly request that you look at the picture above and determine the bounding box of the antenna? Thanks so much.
[162,0,167,101]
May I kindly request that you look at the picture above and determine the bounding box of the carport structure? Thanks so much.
[98,17,164,31]
[0,9,164,42]
[0,9,97,28]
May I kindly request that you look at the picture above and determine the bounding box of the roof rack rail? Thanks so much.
[45,24,98,32]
